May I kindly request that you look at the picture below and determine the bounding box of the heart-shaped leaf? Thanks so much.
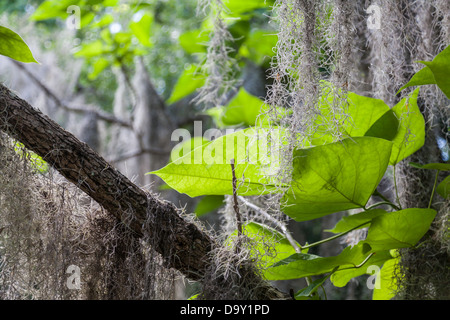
[149,127,287,197]
[363,208,436,251]
[282,137,393,222]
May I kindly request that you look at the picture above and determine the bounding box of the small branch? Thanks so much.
[230,159,243,237]
[11,60,133,129]
[301,221,371,251]
[237,195,301,253]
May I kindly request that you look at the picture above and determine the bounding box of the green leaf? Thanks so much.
[239,30,277,66]
[92,13,114,28]
[88,57,110,80]
[436,175,450,199]
[364,109,399,141]
[294,272,335,300]
[309,82,391,145]
[0,26,38,63]
[148,127,287,197]
[225,0,275,15]
[30,0,72,21]
[418,45,450,99]
[409,162,450,171]
[74,40,107,58]
[170,136,210,163]
[167,64,205,103]
[266,242,377,281]
[363,208,437,251]
[330,250,393,287]
[227,222,299,272]
[179,29,209,54]
[372,257,400,300]
[282,137,393,222]
[389,88,425,165]
[194,195,224,217]
[398,45,450,99]
[129,13,153,47]
[397,66,437,94]
[325,209,387,234]
[207,87,286,128]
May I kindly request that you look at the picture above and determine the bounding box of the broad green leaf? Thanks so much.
[168,64,205,103]
[372,257,400,300]
[345,92,391,137]
[331,250,393,287]
[309,82,391,145]
[364,208,436,251]
[437,175,450,199]
[129,13,153,47]
[282,137,393,222]
[266,242,377,281]
[239,30,277,66]
[389,88,425,165]
[194,195,224,217]
[227,222,299,272]
[148,127,287,197]
[364,109,399,141]
[170,136,210,163]
[325,209,387,234]
[409,162,450,171]
[0,26,38,63]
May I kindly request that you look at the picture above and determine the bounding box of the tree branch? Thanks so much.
[0,83,287,299]
[0,83,211,281]
[11,60,133,129]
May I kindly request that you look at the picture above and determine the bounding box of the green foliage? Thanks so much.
[282,137,392,221]
[226,222,299,271]
[149,127,286,197]
[398,45,450,99]
[436,176,450,199]
[167,64,205,104]
[206,87,287,128]
[0,26,38,63]
[194,195,225,217]
[389,89,425,165]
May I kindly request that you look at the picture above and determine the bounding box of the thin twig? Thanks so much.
[230,159,243,237]
[237,195,301,253]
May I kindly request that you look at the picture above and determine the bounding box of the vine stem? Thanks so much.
[428,170,440,209]
[237,196,301,253]
[301,221,370,251]
[393,165,403,210]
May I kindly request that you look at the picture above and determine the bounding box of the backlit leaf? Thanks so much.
[282,137,392,222]
[0,26,38,63]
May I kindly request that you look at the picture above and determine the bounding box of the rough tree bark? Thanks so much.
[0,83,215,281]
[0,83,287,299]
